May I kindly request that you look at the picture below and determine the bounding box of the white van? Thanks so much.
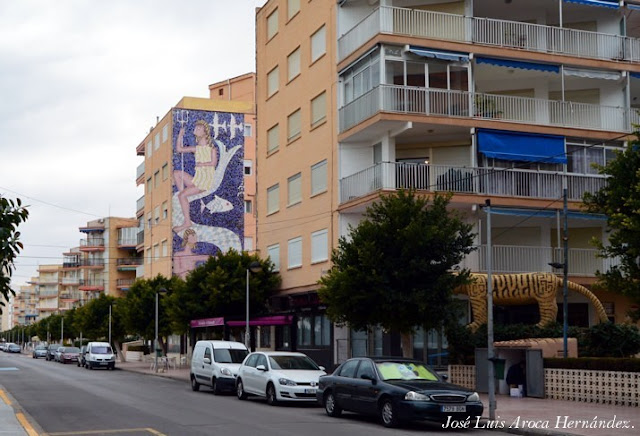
[190,340,248,394]
[85,342,116,370]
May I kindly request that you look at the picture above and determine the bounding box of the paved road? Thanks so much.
[0,352,502,436]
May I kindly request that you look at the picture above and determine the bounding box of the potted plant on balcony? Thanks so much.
[474,94,503,119]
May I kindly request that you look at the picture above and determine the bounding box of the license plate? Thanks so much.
[305,388,317,394]
[441,405,466,413]
[99,362,107,366]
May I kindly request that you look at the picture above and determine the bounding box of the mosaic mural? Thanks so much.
[171,109,244,278]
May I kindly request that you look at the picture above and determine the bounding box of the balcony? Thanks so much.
[38,291,59,299]
[338,6,640,64]
[460,245,619,277]
[79,238,105,252]
[60,278,79,285]
[62,261,80,269]
[79,259,105,269]
[117,258,143,271]
[59,293,79,301]
[117,238,138,249]
[136,161,145,184]
[136,195,145,214]
[340,162,606,204]
[78,279,105,291]
[339,85,636,135]
[117,278,135,290]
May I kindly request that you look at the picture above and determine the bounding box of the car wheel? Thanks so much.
[266,383,278,406]
[236,379,247,400]
[380,398,401,428]
[212,377,221,395]
[324,391,342,417]
[191,376,200,392]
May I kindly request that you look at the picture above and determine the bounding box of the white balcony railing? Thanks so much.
[339,85,633,134]
[459,245,619,277]
[340,162,606,204]
[136,195,145,212]
[136,161,145,180]
[338,6,640,63]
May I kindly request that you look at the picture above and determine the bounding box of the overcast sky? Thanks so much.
[0,0,267,294]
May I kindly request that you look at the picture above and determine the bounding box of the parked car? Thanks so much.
[85,342,116,370]
[317,357,483,428]
[77,346,87,367]
[190,340,249,394]
[53,346,64,362]
[6,343,21,353]
[45,344,61,361]
[32,345,47,359]
[58,347,80,364]
[236,351,326,405]
[0,343,7,351]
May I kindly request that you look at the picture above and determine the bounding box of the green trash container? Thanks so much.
[155,349,162,358]
[493,358,506,379]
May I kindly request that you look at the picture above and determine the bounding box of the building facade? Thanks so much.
[256,0,640,368]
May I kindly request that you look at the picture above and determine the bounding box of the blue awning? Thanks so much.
[564,0,620,8]
[486,207,607,221]
[408,46,469,62]
[476,57,560,73]
[477,129,567,164]
[630,72,640,79]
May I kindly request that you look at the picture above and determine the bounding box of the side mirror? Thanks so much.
[441,374,449,381]
[361,374,377,384]
[256,364,267,371]
[203,357,211,365]
[319,366,325,371]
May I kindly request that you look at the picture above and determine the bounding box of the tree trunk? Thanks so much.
[401,332,413,358]
[114,340,126,363]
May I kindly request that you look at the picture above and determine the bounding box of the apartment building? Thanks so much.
[12,284,38,326]
[30,264,62,317]
[256,0,640,368]
[135,74,256,280]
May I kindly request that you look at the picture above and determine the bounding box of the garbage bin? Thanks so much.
[155,349,162,358]
[493,358,506,380]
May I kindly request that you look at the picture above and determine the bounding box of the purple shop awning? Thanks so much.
[190,317,225,328]
[227,315,293,327]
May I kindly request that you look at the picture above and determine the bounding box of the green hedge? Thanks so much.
[544,358,640,372]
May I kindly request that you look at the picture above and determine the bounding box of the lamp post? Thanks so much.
[245,261,262,350]
[549,188,569,358]
[155,287,167,373]
[108,302,117,346]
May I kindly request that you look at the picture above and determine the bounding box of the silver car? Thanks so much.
[32,345,47,358]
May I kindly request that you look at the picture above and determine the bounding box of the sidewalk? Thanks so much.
[116,360,640,436]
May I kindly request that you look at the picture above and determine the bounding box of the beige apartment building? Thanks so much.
[135,73,256,279]
[256,0,640,369]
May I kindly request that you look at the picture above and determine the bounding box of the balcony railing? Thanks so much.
[339,85,634,134]
[340,162,606,204]
[118,238,138,247]
[117,258,143,266]
[79,259,105,268]
[460,245,619,277]
[79,279,105,287]
[136,161,145,180]
[80,238,105,248]
[338,6,640,63]
[117,278,135,289]
[137,230,144,245]
[136,195,145,212]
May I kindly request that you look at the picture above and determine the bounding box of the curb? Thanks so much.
[0,385,45,436]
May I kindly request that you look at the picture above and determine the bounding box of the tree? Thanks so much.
[166,249,280,334]
[318,190,475,355]
[583,141,640,321]
[0,195,29,311]
[73,294,123,342]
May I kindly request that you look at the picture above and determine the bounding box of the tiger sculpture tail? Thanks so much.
[453,272,609,332]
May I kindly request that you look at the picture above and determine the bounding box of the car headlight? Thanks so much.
[278,378,297,386]
[467,392,480,402]
[220,367,232,376]
[404,391,431,401]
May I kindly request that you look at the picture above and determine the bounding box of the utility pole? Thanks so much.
[485,199,496,420]
[562,188,569,358]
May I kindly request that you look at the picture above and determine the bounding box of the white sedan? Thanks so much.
[236,351,326,405]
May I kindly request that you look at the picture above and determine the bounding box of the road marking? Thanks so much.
[48,429,167,435]
[0,388,12,405]
[16,412,39,436]
[0,367,19,371]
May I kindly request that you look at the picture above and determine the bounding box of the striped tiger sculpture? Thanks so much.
[453,272,609,332]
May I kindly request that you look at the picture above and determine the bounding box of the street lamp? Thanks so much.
[549,261,569,358]
[108,302,117,346]
[155,287,168,373]
[245,261,262,350]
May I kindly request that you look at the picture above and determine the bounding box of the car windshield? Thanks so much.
[92,346,112,354]
[49,344,61,350]
[36,345,46,350]
[375,361,439,382]
[213,348,248,363]
[64,347,80,353]
[269,355,320,370]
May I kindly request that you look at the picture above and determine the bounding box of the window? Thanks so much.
[162,124,168,143]
[162,163,169,180]
[244,124,252,137]
[161,239,168,257]
[267,8,278,40]
[146,248,151,265]
[311,159,327,195]
[311,91,326,127]
[267,124,279,153]
[287,0,300,20]
[244,200,253,214]
[287,173,302,206]
[288,47,300,81]
[311,25,326,62]
[146,177,152,194]
[355,360,375,379]
[153,243,160,261]
[287,109,301,141]
[218,88,224,96]
[267,244,280,271]
[267,66,279,97]
[267,184,280,214]
[244,237,254,251]
[154,206,160,224]
[288,236,302,268]
[244,160,253,176]
[146,140,152,158]
[154,170,160,188]
[311,229,328,263]
[338,359,359,378]
[297,314,331,347]
[146,213,152,230]
[154,133,160,150]
[260,327,271,347]
[162,201,168,220]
